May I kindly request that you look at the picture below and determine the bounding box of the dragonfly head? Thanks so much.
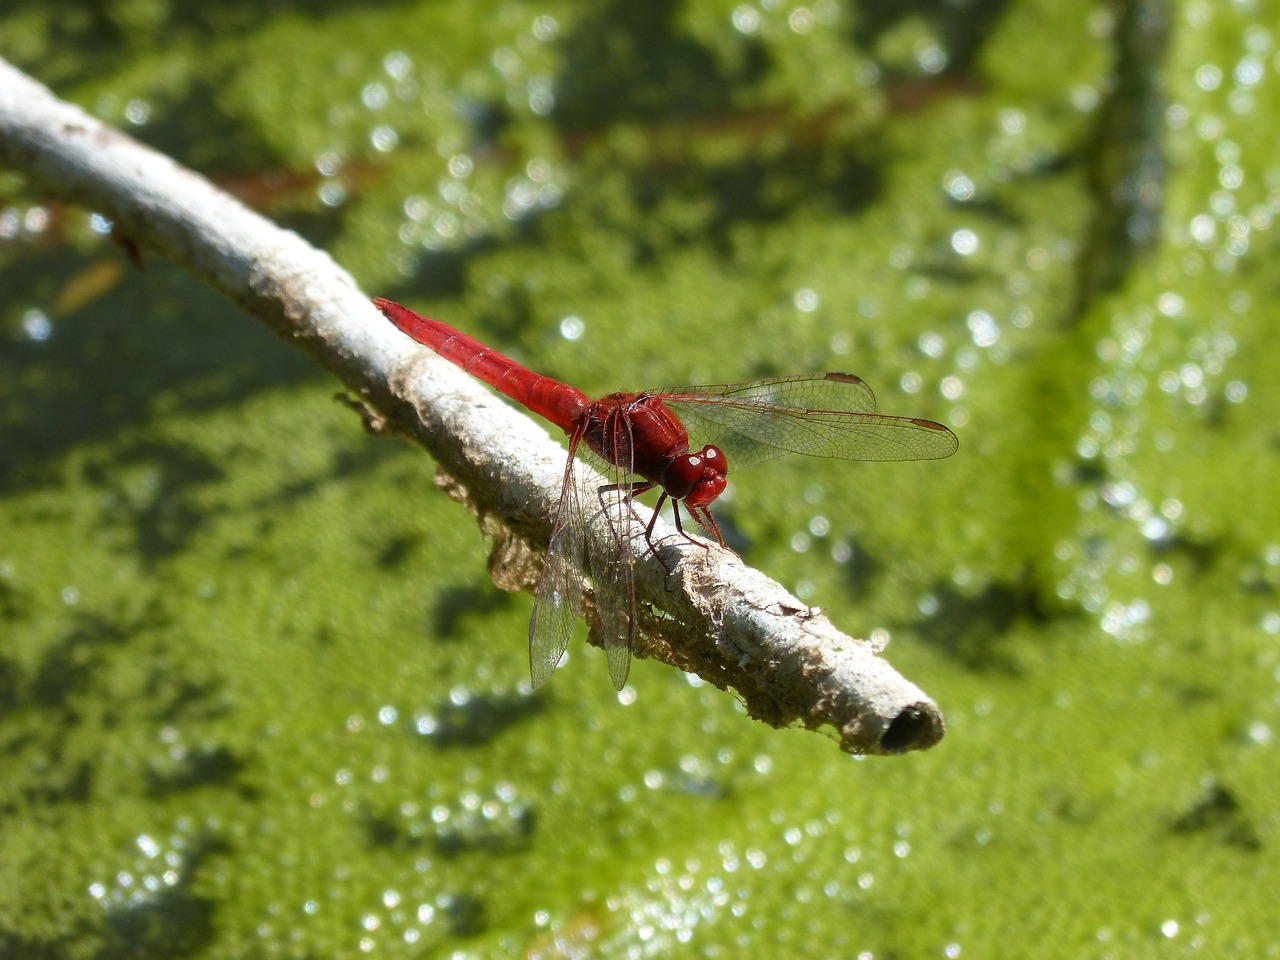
[664,445,728,508]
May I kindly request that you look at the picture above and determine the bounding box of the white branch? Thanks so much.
[0,58,944,755]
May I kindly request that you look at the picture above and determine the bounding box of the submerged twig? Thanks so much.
[0,58,944,754]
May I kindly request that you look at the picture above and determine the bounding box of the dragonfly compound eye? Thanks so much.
[664,446,728,507]
[700,445,728,476]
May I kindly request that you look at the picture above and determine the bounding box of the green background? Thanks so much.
[2,0,1278,956]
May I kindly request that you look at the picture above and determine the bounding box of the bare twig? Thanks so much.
[0,58,944,754]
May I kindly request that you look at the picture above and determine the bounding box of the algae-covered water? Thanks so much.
[2,1,1278,957]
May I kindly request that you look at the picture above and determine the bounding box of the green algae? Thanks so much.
[2,0,1279,957]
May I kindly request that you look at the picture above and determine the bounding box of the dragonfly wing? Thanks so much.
[530,447,588,688]
[665,373,957,468]
[672,373,880,413]
[579,434,638,691]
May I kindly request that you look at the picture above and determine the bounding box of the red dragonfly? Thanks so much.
[373,298,957,690]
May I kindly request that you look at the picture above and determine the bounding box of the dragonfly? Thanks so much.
[373,298,958,690]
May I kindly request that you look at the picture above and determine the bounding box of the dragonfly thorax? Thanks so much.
[662,445,728,508]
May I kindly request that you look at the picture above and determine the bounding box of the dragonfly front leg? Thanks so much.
[683,503,727,549]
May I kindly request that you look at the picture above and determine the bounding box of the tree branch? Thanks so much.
[0,58,945,755]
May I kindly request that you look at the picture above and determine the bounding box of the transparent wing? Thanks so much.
[578,425,640,691]
[674,372,881,414]
[529,445,587,688]
[662,373,958,469]
[530,422,640,691]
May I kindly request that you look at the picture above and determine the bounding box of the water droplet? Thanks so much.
[998,108,1026,134]
[918,331,946,358]
[793,287,820,312]
[943,170,975,201]
[318,182,346,207]
[22,310,51,342]
[788,7,814,33]
[731,5,761,33]
[1141,517,1168,541]
[915,38,947,74]
[559,315,585,340]
[1071,84,1100,112]
[1195,64,1222,91]
[384,51,413,81]
[23,207,50,234]
[951,228,979,256]
[966,309,999,346]
[433,213,459,237]
[124,99,151,125]
[370,125,399,152]
[527,77,555,115]
[361,83,389,110]
[531,14,559,41]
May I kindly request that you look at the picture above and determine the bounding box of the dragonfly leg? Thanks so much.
[684,504,727,549]
[595,481,655,554]
[647,498,720,590]
[643,492,680,580]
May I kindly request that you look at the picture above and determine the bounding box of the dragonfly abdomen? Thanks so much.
[375,298,588,431]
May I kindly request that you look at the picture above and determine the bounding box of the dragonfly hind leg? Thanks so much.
[595,480,656,559]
